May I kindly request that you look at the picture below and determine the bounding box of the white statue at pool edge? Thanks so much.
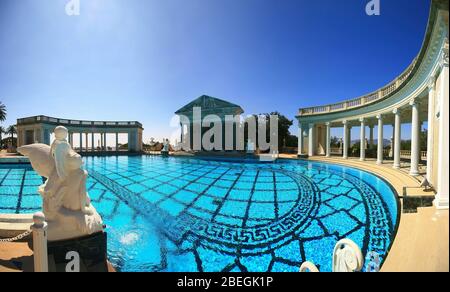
[18,126,103,241]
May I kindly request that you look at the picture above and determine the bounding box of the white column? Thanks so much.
[16,130,21,147]
[435,46,449,209]
[33,128,38,143]
[426,78,436,181]
[308,123,315,157]
[23,130,27,146]
[410,98,421,176]
[298,123,304,155]
[79,133,82,152]
[347,126,352,156]
[91,133,95,152]
[393,108,401,169]
[116,132,119,151]
[31,212,48,272]
[138,130,143,152]
[85,133,89,152]
[389,134,394,158]
[180,123,184,145]
[104,133,107,151]
[359,118,366,161]
[326,122,331,157]
[343,120,348,159]
[376,114,384,165]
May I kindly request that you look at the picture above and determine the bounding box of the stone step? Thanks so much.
[0,214,33,223]
[0,156,30,164]
[0,222,32,239]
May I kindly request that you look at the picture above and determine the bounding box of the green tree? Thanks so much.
[0,102,6,122]
[270,112,294,148]
[244,112,295,150]
[6,125,17,147]
[0,126,5,149]
[330,136,340,148]
[285,134,298,148]
[0,102,6,149]
[420,130,427,151]
[350,142,360,157]
[400,140,411,150]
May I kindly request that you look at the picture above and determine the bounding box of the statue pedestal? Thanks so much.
[45,232,108,272]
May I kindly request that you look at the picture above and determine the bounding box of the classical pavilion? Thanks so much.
[175,95,244,152]
[296,0,448,209]
[16,115,144,153]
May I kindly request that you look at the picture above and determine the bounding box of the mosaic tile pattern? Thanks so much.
[0,156,397,272]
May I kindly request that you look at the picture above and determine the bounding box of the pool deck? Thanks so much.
[282,154,448,272]
[0,151,29,164]
[301,156,430,196]
[0,242,33,272]
[1,153,448,272]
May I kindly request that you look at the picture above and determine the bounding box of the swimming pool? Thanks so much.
[0,156,399,272]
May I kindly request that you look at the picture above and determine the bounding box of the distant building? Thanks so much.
[16,115,144,153]
[175,95,244,152]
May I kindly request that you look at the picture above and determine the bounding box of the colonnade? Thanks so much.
[298,78,438,177]
[68,132,122,152]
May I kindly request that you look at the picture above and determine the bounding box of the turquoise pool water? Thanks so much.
[0,156,398,272]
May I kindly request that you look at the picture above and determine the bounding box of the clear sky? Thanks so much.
[0,0,430,144]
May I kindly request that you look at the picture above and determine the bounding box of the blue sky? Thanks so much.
[0,0,430,143]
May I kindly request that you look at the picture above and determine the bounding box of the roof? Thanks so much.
[16,115,143,129]
[175,95,244,115]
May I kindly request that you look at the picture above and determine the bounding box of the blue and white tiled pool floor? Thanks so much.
[0,156,398,272]
[0,167,44,214]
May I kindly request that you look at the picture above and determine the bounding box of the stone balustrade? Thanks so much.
[298,58,417,116]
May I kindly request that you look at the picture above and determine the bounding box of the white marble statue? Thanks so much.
[332,238,364,272]
[162,139,170,152]
[18,126,103,241]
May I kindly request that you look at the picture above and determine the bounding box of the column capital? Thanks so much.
[342,120,348,125]
[439,37,449,68]
[325,122,331,126]
[392,108,400,115]
[409,98,418,107]
[427,76,436,91]
[376,114,383,120]
[359,117,365,123]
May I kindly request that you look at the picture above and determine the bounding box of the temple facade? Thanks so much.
[175,95,244,152]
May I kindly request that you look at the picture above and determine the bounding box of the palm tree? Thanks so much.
[0,102,6,150]
[6,125,17,147]
[0,126,5,149]
[0,102,6,123]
